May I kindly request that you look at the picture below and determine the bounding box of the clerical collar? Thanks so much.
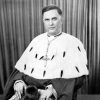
[47,32,62,37]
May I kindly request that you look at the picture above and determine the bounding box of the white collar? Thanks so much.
[47,32,62,37]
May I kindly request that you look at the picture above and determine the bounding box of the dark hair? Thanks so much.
[42,5,62,15]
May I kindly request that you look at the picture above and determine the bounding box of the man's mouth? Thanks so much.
[49,27,55,30]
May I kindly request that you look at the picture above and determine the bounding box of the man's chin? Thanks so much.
[48,30,55,35]
[48,32,55,36]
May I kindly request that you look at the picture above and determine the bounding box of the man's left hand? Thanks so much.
[38,85,57,100]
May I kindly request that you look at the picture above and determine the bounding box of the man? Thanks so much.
[4,5,89,100]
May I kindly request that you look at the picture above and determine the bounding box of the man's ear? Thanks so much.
[61,15,64,24]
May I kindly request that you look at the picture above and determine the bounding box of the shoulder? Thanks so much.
[30,32,47,44]
[33,32,46,41]
[62,32,83,46]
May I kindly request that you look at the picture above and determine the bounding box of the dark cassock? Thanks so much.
[3,32,89,100]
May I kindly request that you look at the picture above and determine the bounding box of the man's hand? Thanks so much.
[38,85,57,100]
[14,80,27,99]
[38,89,52,100]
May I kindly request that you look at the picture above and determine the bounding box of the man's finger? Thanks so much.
[39,95,46,100]
[45,96,48,100]
[17,91,21,99]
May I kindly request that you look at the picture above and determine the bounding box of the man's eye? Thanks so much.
[45,19,49,21]
[52,17,57,21]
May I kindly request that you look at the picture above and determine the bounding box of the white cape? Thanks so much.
[15,32,89,79]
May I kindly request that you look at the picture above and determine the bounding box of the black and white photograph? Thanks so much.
[0,0,99,100]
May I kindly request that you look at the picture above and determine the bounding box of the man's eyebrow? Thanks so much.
[44,17,57,21]
[44,18,49,20]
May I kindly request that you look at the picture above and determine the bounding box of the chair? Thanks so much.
[72,75,86,100]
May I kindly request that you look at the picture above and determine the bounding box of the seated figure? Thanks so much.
[3,5,89,100]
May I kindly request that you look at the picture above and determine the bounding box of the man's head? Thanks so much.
[42,5,63,36]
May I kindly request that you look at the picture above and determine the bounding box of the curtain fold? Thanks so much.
[0,0,99,94]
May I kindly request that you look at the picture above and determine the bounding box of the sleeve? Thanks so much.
[3,68,25,100]
[22,74,46,89]
[51,78,76,100]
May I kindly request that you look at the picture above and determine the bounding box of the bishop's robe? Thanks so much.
[4,32,89,100]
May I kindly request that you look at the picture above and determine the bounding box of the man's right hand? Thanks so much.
[14,80,27,99]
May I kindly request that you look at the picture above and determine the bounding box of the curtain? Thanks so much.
[0,0,99,94]
[87,0,99,94]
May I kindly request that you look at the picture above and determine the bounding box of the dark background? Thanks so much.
[0,0,100,95]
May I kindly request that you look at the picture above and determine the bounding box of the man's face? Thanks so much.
[43,9,62,36]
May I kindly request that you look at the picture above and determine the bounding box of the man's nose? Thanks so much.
[49,20,53,26]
